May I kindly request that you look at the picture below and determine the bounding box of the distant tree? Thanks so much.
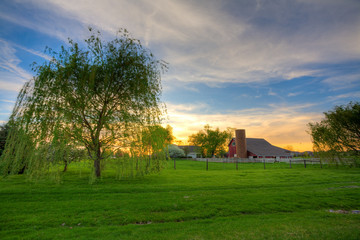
[188,125,231,157]
[308,102,360,165]
[168,145,185,158]
[284,145,295,152]
[174,139,184,145]
[226,127,236,142]
[0,28,167,178]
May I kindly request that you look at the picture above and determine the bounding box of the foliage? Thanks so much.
[140,125,173,157]
[284,145,295,152]
[189,125,231,157]
[225,127,236,141]
[120,125,174,175]
[168,144,185,158]
[0,123,9,157]
[0,160,359,239]
[308,102,360,166]
[0,28,167,178]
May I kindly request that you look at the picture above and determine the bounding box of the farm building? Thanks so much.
[228,129,292,159]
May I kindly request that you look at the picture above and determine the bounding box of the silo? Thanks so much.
[235,129,247,158]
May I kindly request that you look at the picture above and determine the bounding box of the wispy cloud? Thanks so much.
[0,99,16,103]
[268,88,277,97]
[0,80,24,92]
[162,77,200,93]
[322,73,360,91]
[0,1,86,43]
[0,39,32,82]
[10,0,359,87]
[0,38,53,92]
[287,92,302,97]
[327,91,360,102]
[13,43,52,61]
[166,102,211,113]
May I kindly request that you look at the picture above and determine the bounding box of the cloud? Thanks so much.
[0,99,16,103]
[0,39,32,82]
[8,0,358,88]
[0,0,87,43]
[287,92,302,97]
[162,77,200,93]
[268,88,277,96]
[322,73,360,91]
[165,102,211,114]
[327,91,360,102]
[0,39,31,93]
[0,102,15,112]
[13,44,52,61]
[0,80,24,92]
[0,39,46,92]
[0,38,52,92]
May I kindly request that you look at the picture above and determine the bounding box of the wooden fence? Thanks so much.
[192,157,322,170]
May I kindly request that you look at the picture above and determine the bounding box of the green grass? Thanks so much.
[1,160,359,239]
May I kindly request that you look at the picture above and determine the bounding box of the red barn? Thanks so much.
[228,137,291,159]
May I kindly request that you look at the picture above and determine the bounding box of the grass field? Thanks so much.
[0,160,359,239]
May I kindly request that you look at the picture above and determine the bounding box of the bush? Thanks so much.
[168,145,185,158]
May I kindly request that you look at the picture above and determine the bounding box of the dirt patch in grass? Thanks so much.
[328,209,360,214]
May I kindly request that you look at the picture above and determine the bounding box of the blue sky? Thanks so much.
[0,0,359,151]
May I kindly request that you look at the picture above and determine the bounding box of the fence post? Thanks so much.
[289,158,292,168]
[304,159,306,168]
[174,158,176,170]
[236,158,238,170]
[263,159,266,169]
[206,158,208,171]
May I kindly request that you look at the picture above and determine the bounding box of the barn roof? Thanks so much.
[230,138,291,157]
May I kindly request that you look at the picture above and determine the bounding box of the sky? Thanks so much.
[0,0,360,152]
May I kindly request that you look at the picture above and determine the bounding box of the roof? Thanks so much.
[230,138,291,157]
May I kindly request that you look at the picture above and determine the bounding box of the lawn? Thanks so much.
[0,160,359,239]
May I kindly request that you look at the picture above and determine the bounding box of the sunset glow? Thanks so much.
[164,103,321,152]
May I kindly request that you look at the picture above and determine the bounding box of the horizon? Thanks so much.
[1,0,360,152]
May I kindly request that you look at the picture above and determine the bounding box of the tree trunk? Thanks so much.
[94,157,101,177]
[18,165,26,174]
[63,161,68,172]
[93,144,102,177]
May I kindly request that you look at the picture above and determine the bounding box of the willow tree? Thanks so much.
[0,28,167,178]
[0,123,9,157]
[308,102,360,165]
[133,125,173,172]
[141,125,173,157]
